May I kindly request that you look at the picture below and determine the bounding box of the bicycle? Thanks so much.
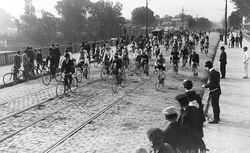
[134,62,143,79]
[100,62,111,81]
[93,55,102,67]
[3,67,24,85]
[42,66,62,85]
[172,61,179,76]
[123,57,131,70]
[56,73,78,98]
[153,68,165,91]
[192,62,199,78]
[111,68,126,93]
[75,63,90,82]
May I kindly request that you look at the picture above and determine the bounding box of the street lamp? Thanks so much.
[224,0,228,45]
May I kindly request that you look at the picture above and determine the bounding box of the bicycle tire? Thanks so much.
[111,75,119,93]
[155,77,160,91]
[17,70,24,81]
[55,72,62,82]
[76,68,83,83]
[42,71,51,85]
[85,66,90,79]
[70,77,78,93]
[3,73,13,85]
[100,67,109,81]
[120,72,126,87]
[56,81,65,98]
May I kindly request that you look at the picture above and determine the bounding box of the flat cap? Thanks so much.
[147,128,163,141]
[183,79,193,90]
[162,106,177,116]
[205,61,213,68]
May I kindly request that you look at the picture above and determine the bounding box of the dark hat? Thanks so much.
[243,46,248,51]
[64,53,70,58]
[175,94,189,106]
[205,61,213,68]
[220,46,225,50]
[183,79,193,90]
[147,128,163,141]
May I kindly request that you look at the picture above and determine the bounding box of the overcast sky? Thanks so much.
[0,0,235,22]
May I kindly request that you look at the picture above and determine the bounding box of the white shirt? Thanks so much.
[243,51,249,64]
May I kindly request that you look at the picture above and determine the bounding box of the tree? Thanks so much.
[88,0,125,40]
[232,0,250,17]
[188,17,212,30]
[228,11,242,28]
[55,0,92,41]
[131,7,155,26]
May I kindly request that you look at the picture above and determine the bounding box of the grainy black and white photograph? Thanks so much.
[0,0,249,152]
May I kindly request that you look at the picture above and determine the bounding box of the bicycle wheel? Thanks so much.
[3,73,13,85]
[120,72,126,87]
[100,67,109,81]
[155,76,160,91]
[70,77,78,93]
[84,66,90,79]
[111,75,119,93]
[55,72,62,82]
[56,81,66,98]
[42,71,51,85]
[17,70,24,81]
[76,68,83,82]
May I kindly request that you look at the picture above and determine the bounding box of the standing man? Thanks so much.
[243,46,249,79]
[13,51,22,81]
[219,46,227,79]
[202,61,221,124]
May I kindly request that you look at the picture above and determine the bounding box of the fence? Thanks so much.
[0,41,107,66]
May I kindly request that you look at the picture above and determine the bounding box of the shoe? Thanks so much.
[208,120,219,124]
[220,77,225,79]
[243,76,248,79]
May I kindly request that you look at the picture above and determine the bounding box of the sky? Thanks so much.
[0,0,236,22]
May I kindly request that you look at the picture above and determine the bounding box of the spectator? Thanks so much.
[239,30,243,48]
[219,46,227,79]
[202,61,221,124]
[162,106,206,153]
[183,79,205,124]
[133,147,148,153]
[35,49,44,70]
[147,128,175,153]
[243,46,249,79]
[55,43,61,68]
[23,50,30,80]
[176,94,204,139]
[13,51,22,81]
[65,42,73,53]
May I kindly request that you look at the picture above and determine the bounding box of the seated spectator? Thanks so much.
[162,106,206,153]
[133,147,148,153]
[147,128,175,153]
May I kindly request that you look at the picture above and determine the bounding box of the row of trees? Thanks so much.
[15,0,126,45]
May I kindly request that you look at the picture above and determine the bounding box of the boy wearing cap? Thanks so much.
[147,128,175,153]
[202,61,221,124]
[162,106,206,153]
[219,46,227,79]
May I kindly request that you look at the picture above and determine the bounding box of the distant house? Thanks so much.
[158,16,188,31]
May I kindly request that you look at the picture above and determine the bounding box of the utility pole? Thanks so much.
[224,0,228,45]
[182,7,184,30]
[146,0,149,40]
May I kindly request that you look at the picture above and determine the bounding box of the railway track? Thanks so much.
[42,75,152,153]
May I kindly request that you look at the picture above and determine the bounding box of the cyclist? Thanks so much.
[141,51,149,76]
[61,53,75,90]
[189,51,200,77]
[122,46,130,68]
[170,48,180,73]
[102,46,112,74]
[155,54,166,84]
[180,46,189,68]
[111,53,124,84]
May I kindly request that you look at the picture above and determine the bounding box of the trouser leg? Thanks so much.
[244,63,249,77]
[220,63,226,78]
[211,93,220,121]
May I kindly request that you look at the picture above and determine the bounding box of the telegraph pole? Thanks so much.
[146,0,149,40]
[224,0,228,45]
[182,7,184,30]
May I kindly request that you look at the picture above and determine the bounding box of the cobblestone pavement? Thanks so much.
[0,33,218,153]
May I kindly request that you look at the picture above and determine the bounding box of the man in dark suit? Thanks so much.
[202,61,221,124]
[162,106,206,153]
[219,46,227,78]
